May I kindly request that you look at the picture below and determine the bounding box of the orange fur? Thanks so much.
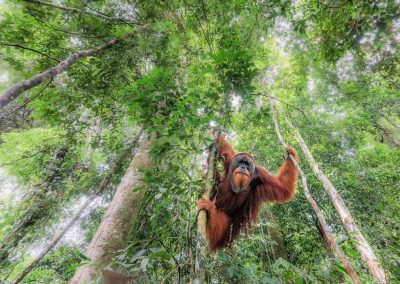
[197,198,230,251]
[232,169,251,189]
[198,135,299,250]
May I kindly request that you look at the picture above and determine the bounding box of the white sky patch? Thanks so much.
[339,148,355,161]
[330,131,355,160]
[96,162,110,176]
[365,52,383,68]
[231,93,241,111]
[141,57,155,75]
[357,21,400,68]
[255,96,263,108]
[331,131,339,138]
[307,77,316,94]
[229,15,241,27]
[383,42,396,55]
[392,19,400,42]
[312,105,327,114]
[225,131,238,143]
[197,107,205,116]
[0,72,9,84]
[0,168,23,205]
[327,84,342,102]
[292,9,303,21]
[70,36,82,48]
[271,17,308,54]
[336,52,356,81]
[111,0,137,21]
[363,143,375,150]
[263,67,280,85]
[200,149,209,174]
[53,72,69,88]
[0,169,24,238]
[272,17,292,52]
[359,30,377,46]
[312,105,347,120]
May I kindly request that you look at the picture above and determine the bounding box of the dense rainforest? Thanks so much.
[0,0,399,283]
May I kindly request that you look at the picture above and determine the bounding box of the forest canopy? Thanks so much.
[0,0,399,283]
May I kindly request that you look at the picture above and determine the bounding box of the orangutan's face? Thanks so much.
[229,154,255,193]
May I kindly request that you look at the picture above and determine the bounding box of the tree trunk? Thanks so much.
[315,219,334,258]
[193,134,218,284]
[69,133,150,284]
[270,99,361,284]
[283,116,386,284]
[10,131,142,284]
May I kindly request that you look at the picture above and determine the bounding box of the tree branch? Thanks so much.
[159,240,181,284]
[42,22,112,39]
[23,0,141,26]
[0,150,45,167]
[51,28,111,38]
[0,79,53,121]
[318,0,351,9]
[252,93,311,122]
[0,43,61,62]
[0,33,134,109]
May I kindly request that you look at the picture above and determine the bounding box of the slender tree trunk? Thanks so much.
[10,131,142,284]
[315,219,334,258]
[0,146,69,264]
[264,207,288,261]
[69,133,150,283]
[194,134,218,284]
[270,99,361,284]
[0,32,134,109]
[283,115,386,284]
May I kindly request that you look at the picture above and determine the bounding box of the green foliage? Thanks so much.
[0,128,61,183]
[22,266,65,284]
[21,247,86,283]
[0,0,399,283]
[211,31,258,95]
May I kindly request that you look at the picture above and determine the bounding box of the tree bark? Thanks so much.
[315,218,334,258]
[270,99,361,284]
[10,131,142,284]
[283,115,386,284]
[69,133,150,283]
[0,32,134,109]
[193,134,218,284]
